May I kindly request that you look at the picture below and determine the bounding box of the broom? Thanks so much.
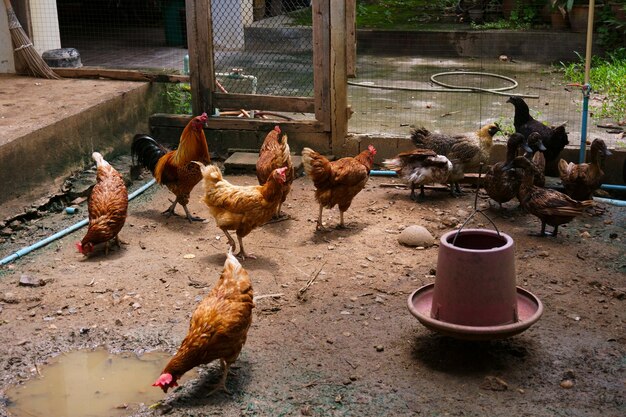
[2,0,60,79]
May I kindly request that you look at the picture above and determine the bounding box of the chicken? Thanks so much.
[558,138,612,201]
[76,152,128,256]
[301,145,376,230]
[483,133,531,209]
[382,149,452,202]
[131,113,210,222]
[153,249,254,395]
[525,132,547,187]
[507,96,569,175]
[195,162,288,260]
[256,125,294,218]
[508,157,593,237]
[410,123,500,195]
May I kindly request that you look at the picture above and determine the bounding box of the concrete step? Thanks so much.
[224,152,304,176]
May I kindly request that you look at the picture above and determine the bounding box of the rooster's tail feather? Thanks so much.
[131,134,168,176]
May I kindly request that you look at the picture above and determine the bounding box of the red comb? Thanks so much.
[75,241,83,253]
[368,144,377,155]
[274,125,281,133]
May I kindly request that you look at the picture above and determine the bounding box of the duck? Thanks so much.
[411,123,501,195]
[507,96,569,176]
[383,149,452,202]
[508,157,593,237]
[558,138,612,201]
[483,133,532,208]
[525,132,547,187]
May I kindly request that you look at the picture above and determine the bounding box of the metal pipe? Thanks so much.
[580,0,596,163]
[0,179,157,267]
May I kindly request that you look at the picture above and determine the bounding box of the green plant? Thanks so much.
[561,49,626,123]
[164,83,192,115]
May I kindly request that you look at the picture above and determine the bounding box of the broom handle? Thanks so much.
[3,0,14,13]
[2,0,20,30]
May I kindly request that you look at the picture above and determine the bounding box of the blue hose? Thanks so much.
[594,196,626,207]
[0,179,157,266]
[370,170,397,176]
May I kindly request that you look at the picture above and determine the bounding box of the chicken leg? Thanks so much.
[164,197,204,223]
[206,359,232,396]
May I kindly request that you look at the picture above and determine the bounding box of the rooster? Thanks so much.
[76,152,128,256]
[411,123,500,195]
[153,248,254,395]
[194,162,288,260]
[507,96,569,176]
[131,113,210,222]
[383,149,452,202]
[302,145,376,230]
[256,125,294,218]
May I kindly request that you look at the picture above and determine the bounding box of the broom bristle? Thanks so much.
[4,0,61,80]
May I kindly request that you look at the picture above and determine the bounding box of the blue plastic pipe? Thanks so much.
[594,196,626,207]
[0,179,157,266]
[579,84,591,163]
[370,170,397,176]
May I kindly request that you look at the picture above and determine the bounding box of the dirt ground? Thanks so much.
[0,164,624,416]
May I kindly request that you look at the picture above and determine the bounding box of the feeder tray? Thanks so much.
[407,283,543,341]
[406,165,543,340]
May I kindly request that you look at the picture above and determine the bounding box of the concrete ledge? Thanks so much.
[0,78,167,207]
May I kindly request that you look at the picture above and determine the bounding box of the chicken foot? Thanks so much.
[530,222,558,237]
[410,184,426,202]
[221,229,256,260]
[206,359,232,396]
[163,197,204,222]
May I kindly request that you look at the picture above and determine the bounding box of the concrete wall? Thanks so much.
[0,83,168,205]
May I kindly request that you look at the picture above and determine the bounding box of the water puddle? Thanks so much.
[5,349,195,417]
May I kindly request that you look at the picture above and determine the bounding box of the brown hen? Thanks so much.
[302,145,376,230]
[77,152,128,256]
[256,125,294,218]
[153,249,254,395]
[195,162,288,260]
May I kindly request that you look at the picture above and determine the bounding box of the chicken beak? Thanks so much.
[538,143,547,152]
[604,149,613,156]
[523,144,533,153]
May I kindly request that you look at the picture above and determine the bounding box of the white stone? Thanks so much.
[398,225,434,247]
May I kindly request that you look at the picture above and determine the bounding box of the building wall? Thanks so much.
[0,2,16,73]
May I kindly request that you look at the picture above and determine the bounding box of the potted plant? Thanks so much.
[552,0,603,32]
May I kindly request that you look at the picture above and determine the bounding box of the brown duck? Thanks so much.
[558,138,612,201]
[509,157,593,237]
[483,133,532,208]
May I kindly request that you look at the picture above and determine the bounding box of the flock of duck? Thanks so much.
[384,96,613,237]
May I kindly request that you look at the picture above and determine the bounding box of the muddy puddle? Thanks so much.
[5,349,194,417]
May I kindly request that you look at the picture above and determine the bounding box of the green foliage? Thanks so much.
[355,0,457,29]
[596,3,626,52]
[471,18,530,30]
[561,50,626,123]
[164,83,192,115]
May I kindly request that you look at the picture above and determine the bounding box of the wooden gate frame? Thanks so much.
[184,0,356,153]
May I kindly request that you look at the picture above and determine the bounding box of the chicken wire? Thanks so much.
[48,0,314,97]
[348,33,583,138]
[16,1,619,144]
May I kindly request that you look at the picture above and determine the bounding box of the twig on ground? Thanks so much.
[188,276,209,288]
[298,261,327,299]
[253,293,284,302]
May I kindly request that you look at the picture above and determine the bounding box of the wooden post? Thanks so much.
[186,0,215,116]
[312,0,331,134]
[346,0,356,78]
[329,0,348,152]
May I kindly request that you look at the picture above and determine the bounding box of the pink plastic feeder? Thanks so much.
[407,229,543,340]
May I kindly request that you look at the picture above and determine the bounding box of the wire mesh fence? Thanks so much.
[20,1,626,144]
